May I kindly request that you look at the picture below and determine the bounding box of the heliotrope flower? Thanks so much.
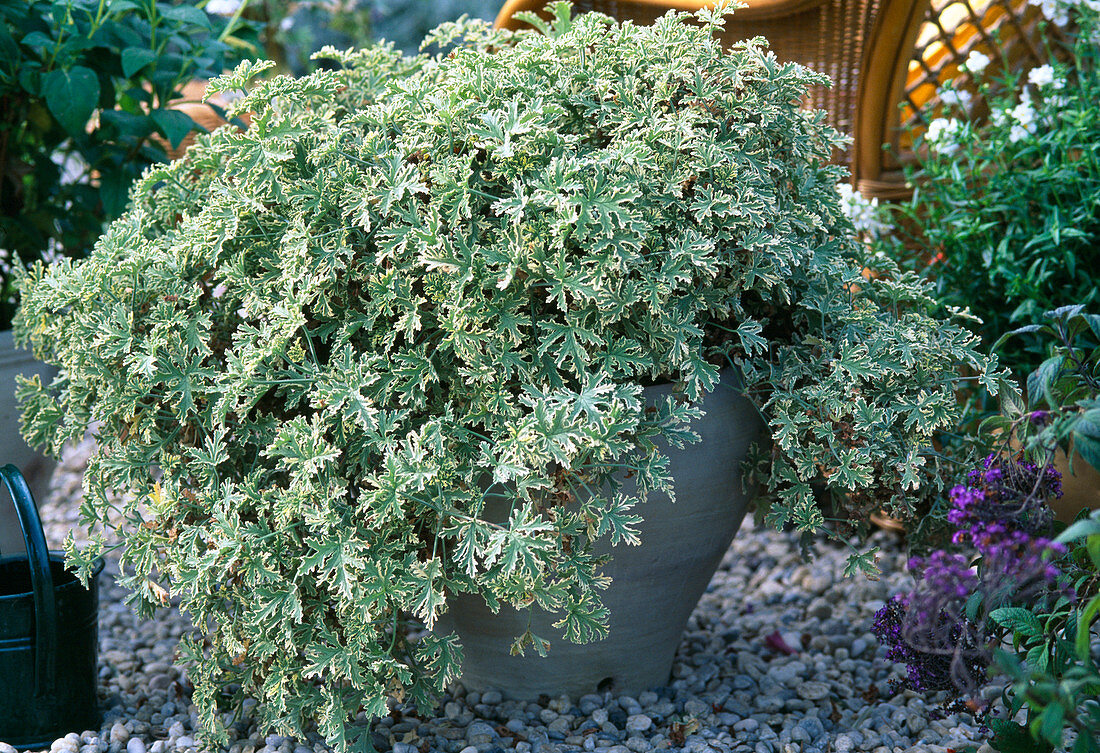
[873,455,1067,704]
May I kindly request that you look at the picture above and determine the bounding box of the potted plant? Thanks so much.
[14,3,1002,749]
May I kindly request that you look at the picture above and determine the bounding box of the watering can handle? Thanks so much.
[0,463,58,698]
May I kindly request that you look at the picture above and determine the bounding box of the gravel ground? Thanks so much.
[9,438,992,753]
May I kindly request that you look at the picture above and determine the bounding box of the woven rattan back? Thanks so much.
[494,0,930,198]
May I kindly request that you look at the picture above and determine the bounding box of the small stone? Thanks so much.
[445,702,463,719]
[834,734,854,753]
[265,736,285,749]
[796,681,831,701]
[108,724,130,746]
[126,740,147,753]
[0,744,17,753]
[481,690,503,705]
[173,737,194,751]
[850,638,869,658]
[591,709,609,725]
[167,723,186,742]
[465,721,497,746]
[459,747,478,753]
[625,715,652,734]
[548,717,572,735]
[683,699,710,717]
[149,742,167,753]
[797,717,824,741]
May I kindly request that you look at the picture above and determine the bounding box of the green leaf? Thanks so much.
[162,5,212,28]
[99,166,133,219]
[842,547,880,579]
[121,48,157,78]
[1075,408,1100,440]
[991,607,1043,639]
[1073,434,1100,475]
[1035,703,1065,746]
[1027,355,1065,407]
[1076,596,1100,661]
[43,66,100,136]
[20,31,54,50]
[989,718,1051,753]
[1056,513,1100,545]
[151,108,196,150]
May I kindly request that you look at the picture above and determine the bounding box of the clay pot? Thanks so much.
[1050,442,1100,523]
[434,369,764,699]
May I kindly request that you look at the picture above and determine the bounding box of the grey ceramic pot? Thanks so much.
[0,329,58,556]
[435,369,764,699]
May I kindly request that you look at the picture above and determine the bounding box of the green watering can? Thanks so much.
[0,464,102,749]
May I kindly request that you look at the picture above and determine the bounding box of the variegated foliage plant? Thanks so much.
[15,3,1002,748]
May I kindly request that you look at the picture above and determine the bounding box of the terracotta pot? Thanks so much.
[434,369,764,699]
[1050,442,1100,523]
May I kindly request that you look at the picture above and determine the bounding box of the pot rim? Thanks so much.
[0,552,105,602]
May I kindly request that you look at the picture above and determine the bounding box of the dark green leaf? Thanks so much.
[988,718,1051,753]
[121,48,157,78]
[151,108,196,150]
[1072,434,1100,475]
[42,66,100,136]
[162,5,212,29]
[20,31,54,50]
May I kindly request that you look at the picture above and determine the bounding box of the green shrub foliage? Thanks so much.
[16,4,1002,747]
[882,5,1100,380]
[0,0,240,329]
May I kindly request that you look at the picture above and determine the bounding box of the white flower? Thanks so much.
[41,239,64,266]
[1028,64,1056,88]
[836,182,887,238]
[279,16,294,32]
[1031,0,1070,25]
[1009,124,1032,143]
[962,50,991,74]
[51,151,89,186]
[1006,100,1038,142]
[939,88,973,111]
[1010,100,1036,126]
[205,0,242,15]
[925,117,965,155]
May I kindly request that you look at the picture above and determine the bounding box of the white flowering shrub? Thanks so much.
[15,4,1000,748]
[887,0,1100,378]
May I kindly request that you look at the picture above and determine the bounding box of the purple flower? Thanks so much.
[1028,410,1051,426]
[872,454,1068,702]
[954,455,1060,535]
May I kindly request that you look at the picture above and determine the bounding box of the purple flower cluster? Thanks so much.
[872,455,1067,703]
[948,453,1062,535]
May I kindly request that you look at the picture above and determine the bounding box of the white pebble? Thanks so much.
[126,740,147,753]
[110,723,130,746]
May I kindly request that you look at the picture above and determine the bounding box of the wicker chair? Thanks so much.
[493,0,932,199]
